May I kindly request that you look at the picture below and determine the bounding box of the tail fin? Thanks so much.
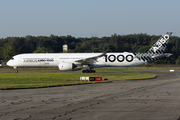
[134,32,172,62]
[147,32,172,54]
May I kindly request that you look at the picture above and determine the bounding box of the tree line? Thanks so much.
[1,33,180,64]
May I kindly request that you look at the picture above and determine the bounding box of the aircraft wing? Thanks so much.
[75,50,108,65]
[151,53,173,59]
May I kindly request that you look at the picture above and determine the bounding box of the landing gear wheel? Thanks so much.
[82,70,86,73]
[82,70,96,73]
[92,70,96,73]
[15,70,18,73]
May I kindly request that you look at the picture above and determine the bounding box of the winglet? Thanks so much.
[75,50,109,63]
[103,50,109,55]
[99,50,109,57]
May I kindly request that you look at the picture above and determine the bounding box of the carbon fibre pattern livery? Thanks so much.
[133,32,172,62]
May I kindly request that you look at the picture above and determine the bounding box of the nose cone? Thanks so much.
[6,61,11,66]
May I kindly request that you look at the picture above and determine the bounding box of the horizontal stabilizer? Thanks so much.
[151,53,173,59]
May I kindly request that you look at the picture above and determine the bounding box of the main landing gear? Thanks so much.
[82,70,96,73]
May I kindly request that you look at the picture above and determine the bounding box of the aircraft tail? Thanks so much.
[134,32,173,62]
[147,32,172,54]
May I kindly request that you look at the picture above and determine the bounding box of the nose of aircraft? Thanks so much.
[6,61,11,66]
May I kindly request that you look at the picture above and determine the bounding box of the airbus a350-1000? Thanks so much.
[7,32,173,73]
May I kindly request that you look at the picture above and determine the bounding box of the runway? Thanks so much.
[1,71,180,120]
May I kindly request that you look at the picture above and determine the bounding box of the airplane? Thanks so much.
[6,32,173,73]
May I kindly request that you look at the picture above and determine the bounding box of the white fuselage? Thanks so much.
[6,52,146,68]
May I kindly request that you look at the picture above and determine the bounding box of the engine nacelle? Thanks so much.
[58,62,77,71]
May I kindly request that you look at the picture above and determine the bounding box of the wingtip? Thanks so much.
[106,50,109,52]
[101,50,109,56]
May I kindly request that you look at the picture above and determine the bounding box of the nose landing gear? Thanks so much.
[14,67,18,73]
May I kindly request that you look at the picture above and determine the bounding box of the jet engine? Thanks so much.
[58,62,78,71]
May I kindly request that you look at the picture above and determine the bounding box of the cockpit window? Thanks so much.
[10,58,14,60]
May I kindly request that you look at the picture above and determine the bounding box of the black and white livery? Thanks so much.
[7,32,173,73]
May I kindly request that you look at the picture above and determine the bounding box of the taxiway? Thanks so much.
[1,71,180,120]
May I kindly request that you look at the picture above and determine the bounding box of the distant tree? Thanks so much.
[136,46,151,53]
[103,45,115,52]
[0,33,180,64]
[33,47,54,53]
[2,42,15,60]
[176,56,180,65]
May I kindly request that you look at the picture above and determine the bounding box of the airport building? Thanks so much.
[63,44,68,53]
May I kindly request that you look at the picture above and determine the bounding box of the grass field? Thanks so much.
[0,66,176,89]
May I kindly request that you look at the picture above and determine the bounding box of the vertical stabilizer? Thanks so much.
[134,32,172,62]
[148,32,172,54]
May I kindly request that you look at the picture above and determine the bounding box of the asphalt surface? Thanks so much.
[1,70,180,120]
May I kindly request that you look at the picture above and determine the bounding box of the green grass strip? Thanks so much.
[0,73,156,89]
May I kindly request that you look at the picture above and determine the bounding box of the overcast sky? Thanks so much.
[0,0,179,38]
